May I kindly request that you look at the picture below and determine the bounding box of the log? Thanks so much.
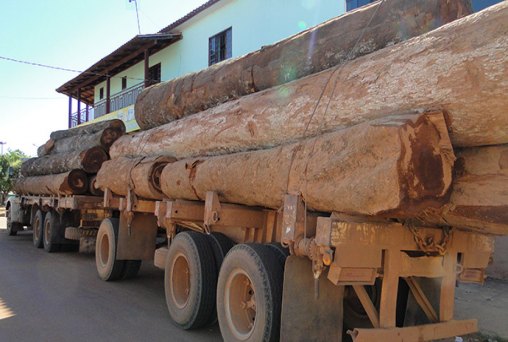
[159,112,455,217]
[135,0,472,129]
[88,175,104,197]
[111,3,508,161]
[21,146,109,176]
[95,156,175,200]
[37,139,54,157]
[419,145,508,235]
[13,170,88,196]
[51,127,123,154]
[49,119,125,141]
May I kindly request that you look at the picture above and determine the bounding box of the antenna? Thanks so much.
[129,0,141,34]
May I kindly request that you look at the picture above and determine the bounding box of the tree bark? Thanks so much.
[159,112,454,217]
[13,170,88,196]
[418,145,508,235]
[95,156,175,200]
[135,0,472,130]
[21,146,109,176]
[51,127,123,154]
[111,3,508,161]
[37,139,54,157]
[49,119,125,141]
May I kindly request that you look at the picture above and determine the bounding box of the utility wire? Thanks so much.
[0,55,149,83]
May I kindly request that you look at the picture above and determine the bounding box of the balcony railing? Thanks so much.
[94,82,145,118]
[70,106,95,128]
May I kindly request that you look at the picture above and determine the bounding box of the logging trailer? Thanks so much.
[6,188,494,341]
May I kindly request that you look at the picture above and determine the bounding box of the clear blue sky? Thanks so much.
[0,0,207,157]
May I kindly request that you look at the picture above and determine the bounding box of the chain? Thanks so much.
[406,221,451,256]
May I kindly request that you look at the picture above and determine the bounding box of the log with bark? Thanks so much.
[21,146,109,176]
[95,156,175,200]
[49,119,125,141]
[50,127,124,154]
[111,3,508,161]
[418,145,508,235]
[135,0,472,129]
[13,170,88,196]
[37,139,55,157]
[88,175,104,197]
[159,112,455,217]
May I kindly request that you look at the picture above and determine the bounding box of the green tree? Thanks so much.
[0,149,30,203]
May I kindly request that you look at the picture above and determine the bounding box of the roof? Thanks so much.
[56,0,222,105]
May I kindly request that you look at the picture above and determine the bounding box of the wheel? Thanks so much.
[165,231,217,329]
[33,209,45,248]
[217,244,284,342]
[122,260,142,280]
[6,209,21,236]
[209,232,235,272]
[43,211,61,253]
[266,243,289,269]
[207,232,235,325]
[95,218,126,281]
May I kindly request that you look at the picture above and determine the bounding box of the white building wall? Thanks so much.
[94,0,345,103]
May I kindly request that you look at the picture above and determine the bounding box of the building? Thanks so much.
[56,0,503,131]
[56,0,343,131]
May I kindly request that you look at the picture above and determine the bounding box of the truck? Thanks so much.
[5,1,507,341]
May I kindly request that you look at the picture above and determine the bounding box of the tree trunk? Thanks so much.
[111,3,508,161]
[88,175,104,197]
[49,119,125,141]
[95,156,175,200]
[51,127,123,154]
[134,0,472,130]
[159,112,454,217]
[419,145,508,235]
[21,146,109,176]
[13,170,88,196]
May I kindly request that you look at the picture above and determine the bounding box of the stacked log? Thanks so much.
[95,156,175,200]
[111,3,508,161]
[134,0,472,129]
[159,112,454,217]
[105,3,506,235]
[13,170,88,196]
[17,119,125,196]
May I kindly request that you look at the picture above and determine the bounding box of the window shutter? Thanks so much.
[226,28,232,59]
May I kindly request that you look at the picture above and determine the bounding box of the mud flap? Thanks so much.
[117,212,158,260]
[280,256,344,342]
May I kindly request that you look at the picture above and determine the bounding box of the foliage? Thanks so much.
[0,149,30,201]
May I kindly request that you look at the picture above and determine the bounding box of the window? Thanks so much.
[472,0,503,12]
[346,0,375,11]
[209,27,232,66]
[121,76,127,90]
[99,87,104,100]
[148,63,161,86]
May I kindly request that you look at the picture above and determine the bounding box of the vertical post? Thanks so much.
[106,76,111,114]
[86,104,89,122]
[68,96,72,128]
[77,89,82,125]
[440,252,458,321]
[379,249,401,328]
[144,49,150,87]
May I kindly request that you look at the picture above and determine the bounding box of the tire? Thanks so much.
[206,232,235,326]
[43,211,61,253]
[217,244,284,342]
[165,231,217,330]
[122,260,142,280]
[6,209,19,236]
[64,227,81,240]
[266,243,289,269]
[95,218,126,281]
[209,232,235,272]
[33,209,45,248]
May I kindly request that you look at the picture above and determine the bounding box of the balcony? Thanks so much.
[94,82,145,118]
[69,107,95,128]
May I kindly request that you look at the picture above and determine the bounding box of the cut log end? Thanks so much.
[68,169,89,195]
[100,127,124,148]
[88,175,104,197]
[81,146,109,174]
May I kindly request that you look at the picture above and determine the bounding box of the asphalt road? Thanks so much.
[0,219,222,342]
